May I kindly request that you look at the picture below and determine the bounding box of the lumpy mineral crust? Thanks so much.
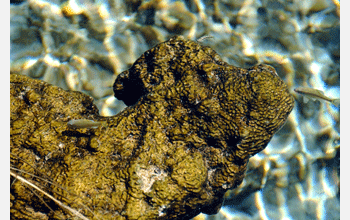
[11,36,294,219]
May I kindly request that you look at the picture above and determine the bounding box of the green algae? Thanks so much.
[10,36,294,219]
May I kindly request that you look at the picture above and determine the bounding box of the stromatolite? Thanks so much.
[10,36,294,219]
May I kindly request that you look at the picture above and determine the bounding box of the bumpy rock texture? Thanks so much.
[10,36,294,219]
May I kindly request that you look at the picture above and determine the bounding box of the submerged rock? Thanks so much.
[10,36,294,219]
